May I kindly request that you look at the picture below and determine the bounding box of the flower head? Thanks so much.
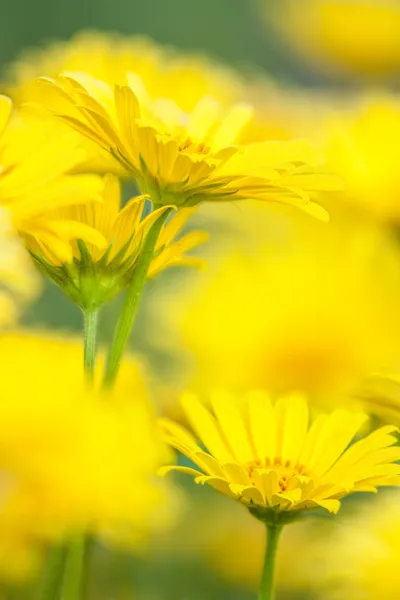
[5,32,243,175]
[0,95,103,246]
[28,174,207,309]
[153,220,400,399]
[160,392,400,520]
[39,73,339,218]
[5,31,241,112]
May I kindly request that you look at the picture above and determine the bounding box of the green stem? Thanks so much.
[61,537,87,600]
[103,208,171,388]
[59,311,99,600]
[258,523,283,600]
[36,545,67,600]
[83,309,99,381]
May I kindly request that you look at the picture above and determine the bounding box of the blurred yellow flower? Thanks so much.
[319,490,400,599]
[4,31,241,115]
[28,174,207,309]
[269,0,400,78]
[0,331,172,578]
[161,391,400,517]
[40,72,339,217]
[322,97,400,224]
[0,207,39,326]
[0,96,103,249]
[155,220,400,399]
[355,373,400,426]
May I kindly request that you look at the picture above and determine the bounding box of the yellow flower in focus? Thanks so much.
[319,491,400,599]
[155,221,400,399]
[4,31,243,175]
[322,97,400,224]
[39,73,339,218]
[0,207,39,326]
[0,331,173,579]
[269,0,400,78]
[161,392,400,518]
[0,96,103,248]
[28,174,207,309]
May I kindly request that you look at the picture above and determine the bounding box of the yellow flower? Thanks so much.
[356,373,400,426]
[0,331,172,579]
[0,96,103,247]
[0,207,39,327]
[319,490,400,600]
[39,72,339,218]
[5,31,241,114]
[4,31,243,175]
[160,391,400,519]
[268,0,400,78]
[322,97,400,225]
[154,220,400,399]
[28,174,207,309]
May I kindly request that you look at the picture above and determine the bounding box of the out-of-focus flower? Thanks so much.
[321,97,400,225]
[160,391,400,518]
[4,31,244,175]
[40,73,339,217]
[4,31,242,116]
[0,207,39,326]
[268,0,400,79]
[0,96,103,250]
[355,372,400,426]
[0,331,172,579]
[28,174,207,310]
[154,220,400,399]
[319,491,400,599]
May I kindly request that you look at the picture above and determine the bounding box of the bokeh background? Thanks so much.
[3,1,400,599]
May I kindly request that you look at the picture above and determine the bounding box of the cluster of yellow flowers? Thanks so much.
[1,21,400,600]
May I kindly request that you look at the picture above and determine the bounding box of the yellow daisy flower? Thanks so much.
[39,73,339,218]
[160,392,400,520]
[4,31,243,175]
[0,95,103,248]
[5,31,241,114]
[28,174,207,309]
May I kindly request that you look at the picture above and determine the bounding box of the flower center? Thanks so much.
[178,138,211,155]
[246,458,309,492]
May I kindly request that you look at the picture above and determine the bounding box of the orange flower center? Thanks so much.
[179,138,211,155]
[246,458,309,492]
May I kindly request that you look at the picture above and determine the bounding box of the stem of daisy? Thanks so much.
[258,523,283,600]
[103,207,172,388]
[36,545,67,600]
[61,537,87,600]
[83,308,99,382]
[60,309,99,600]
